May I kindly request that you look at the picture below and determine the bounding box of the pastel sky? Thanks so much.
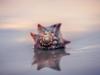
[0,0,100,33]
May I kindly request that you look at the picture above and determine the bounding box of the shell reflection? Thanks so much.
[32,48,70,71]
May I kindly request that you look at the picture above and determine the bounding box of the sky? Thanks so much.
[0,0,100,75]
[0,0,100,31]
[0,0,100,43]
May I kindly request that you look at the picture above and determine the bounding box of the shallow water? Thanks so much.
[0,27,100,75]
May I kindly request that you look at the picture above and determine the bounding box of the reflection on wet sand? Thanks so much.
[32,48,70,71]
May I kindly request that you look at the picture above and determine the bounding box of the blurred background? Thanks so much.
[0,0,100,75]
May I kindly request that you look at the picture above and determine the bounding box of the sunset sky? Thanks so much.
[0,0,100,32]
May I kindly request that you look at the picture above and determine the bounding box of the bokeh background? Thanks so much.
[0,0,100,75]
